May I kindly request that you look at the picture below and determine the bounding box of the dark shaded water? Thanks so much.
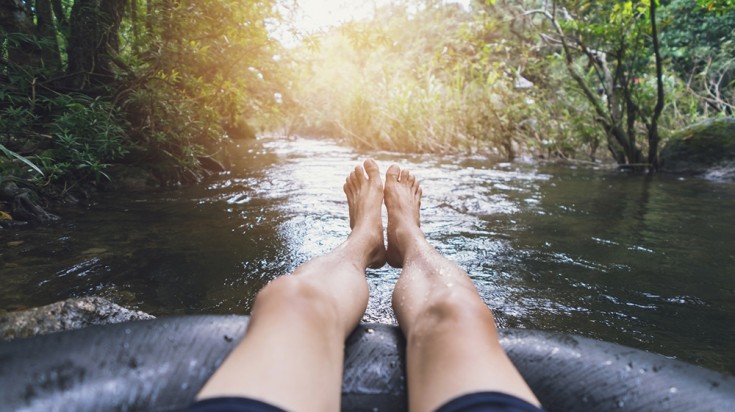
[2,137,734,374]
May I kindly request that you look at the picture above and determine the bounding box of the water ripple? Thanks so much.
[2,136,735,374]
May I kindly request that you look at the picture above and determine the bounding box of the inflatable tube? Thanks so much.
[0,315,733,412]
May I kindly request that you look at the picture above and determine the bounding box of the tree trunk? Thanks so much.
[98,0,126,71]
[51,0,68,34]
[606,141,627,164]
[130,0,138,51]
[0,0,41,67]
[67,0,98,88]
[605,125,628,164]
[35,0,62,71]
[647,0,664,172]
[67,0,125,89]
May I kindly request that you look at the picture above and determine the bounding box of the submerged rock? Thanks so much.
[0,297,154,341]
[660,118,735,179]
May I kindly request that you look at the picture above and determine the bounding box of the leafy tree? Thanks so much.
[1,0,283,191]
[518,0,665,170]
[117,0,283,182]
[661,0,735,114]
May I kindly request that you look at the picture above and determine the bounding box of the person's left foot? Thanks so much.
[343,159,387,268]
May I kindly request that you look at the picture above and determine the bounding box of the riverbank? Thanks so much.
[0,143,233,227]
[5,117,734,228]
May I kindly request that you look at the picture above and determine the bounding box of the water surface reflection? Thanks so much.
[1,137,734,374]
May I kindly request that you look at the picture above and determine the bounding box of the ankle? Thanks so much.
[394,224,424,245]
[344,231,386,265]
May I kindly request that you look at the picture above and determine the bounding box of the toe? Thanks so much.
[343,181,351,195]
[364,159,380,181]
[386,164,400,183]
[401,169,411,183]
[354,165,365,181]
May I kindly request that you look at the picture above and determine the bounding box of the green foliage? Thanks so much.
[113,0,283,182]
[2,0,732,187]
[135,0,282,120]
[284,0,611,159]
[38,96,128,183]
[0,63,128,185]
[0,105,37,132]
[0,0,284,191]
[697,0,735,12]
[120,78,222,182]
[326,0,728,163]
[661,0,735,114]
[288,2,528,156]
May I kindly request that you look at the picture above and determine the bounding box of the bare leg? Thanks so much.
[196,159,386,412]
[385,164,540,412]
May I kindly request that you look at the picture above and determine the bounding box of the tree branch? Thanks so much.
[522,6,611,128]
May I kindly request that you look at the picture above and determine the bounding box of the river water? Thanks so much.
[2,137,734,375]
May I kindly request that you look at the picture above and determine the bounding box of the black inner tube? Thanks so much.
[1,315,733,411]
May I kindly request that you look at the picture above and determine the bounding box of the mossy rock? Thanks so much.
[660,118,735,175]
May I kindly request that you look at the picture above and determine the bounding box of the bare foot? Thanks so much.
[384,164,424,268]
[343,159,387,269]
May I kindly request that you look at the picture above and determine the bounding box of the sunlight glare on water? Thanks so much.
[1,136,734,374]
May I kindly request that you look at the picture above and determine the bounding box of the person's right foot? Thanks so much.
[384,164,424,268]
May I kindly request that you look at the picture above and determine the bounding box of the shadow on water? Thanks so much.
[1,137,734,374]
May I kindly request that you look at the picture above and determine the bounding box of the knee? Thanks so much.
[254,276,338,326]
[411,287,495,339]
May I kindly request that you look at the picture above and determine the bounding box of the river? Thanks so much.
[2,136,734,375]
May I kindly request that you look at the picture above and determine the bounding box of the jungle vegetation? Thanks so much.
[1,0,283,191]
[1,0,734,218]
[286,0,734,164]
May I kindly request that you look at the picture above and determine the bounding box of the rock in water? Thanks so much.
[660,118,735,178]
[0,297,154,341]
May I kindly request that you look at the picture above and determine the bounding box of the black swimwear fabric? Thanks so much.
[186,391,544,412]
[186,397,286,412]
[436,391,545,412]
